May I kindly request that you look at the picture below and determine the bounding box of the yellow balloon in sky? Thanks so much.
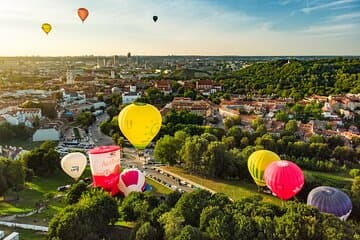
[247,150,280,186]
[61,152,87,180]
[118,103,162,150]
[41,23,52,35]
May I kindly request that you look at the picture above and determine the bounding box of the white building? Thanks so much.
[122,92,142,104]
[110,70,116,79]
[33,128,60,142]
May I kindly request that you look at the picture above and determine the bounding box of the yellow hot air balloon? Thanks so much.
[61,152,87,180]
[41,23,52,35]
[118,103,162,150]
[247,150,280,186]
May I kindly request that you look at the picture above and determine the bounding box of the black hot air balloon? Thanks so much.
[153,16,158,22]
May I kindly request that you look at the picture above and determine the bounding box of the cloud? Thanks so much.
[331,11,360,21]
[301,0,355,13]
[300,23,356,37]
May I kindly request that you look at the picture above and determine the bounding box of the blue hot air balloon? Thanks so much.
[307,186,352,221]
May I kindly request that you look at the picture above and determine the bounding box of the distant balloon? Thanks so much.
[61,152,87,180]
[247,150,280,186]
[118,103,162,150]
[41,23,52,35]
[88,145,121,196]
[264,160,304,200]
[78,8,89,23]
[153,16,158,22]
[307,186,352,221]
[118,168,146,197]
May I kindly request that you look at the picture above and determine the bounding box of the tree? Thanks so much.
[154,135,181,165]
[224,116,242,129]
[0,158,25,197]
[333,146,357,164]
[65,181,88,204]
[22,146,60,177]
[276,111,289,122]
[48,188,119,240]
[159,209,185,240]
[175,225,204,240]
[203,141,227,177]
[284,120,298,134]
[352,176,360,198]
[135,222,159,240]
[76,111,95,129]
[180,136,208,172]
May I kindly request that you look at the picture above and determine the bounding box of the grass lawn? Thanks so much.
[304,170,353,189]
[162,166,283,205]
[146,178,173,195]
[0,226,47,240]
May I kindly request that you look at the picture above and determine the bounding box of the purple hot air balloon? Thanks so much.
[307,186,352,221]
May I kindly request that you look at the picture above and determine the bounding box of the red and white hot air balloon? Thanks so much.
[118,168,146,197]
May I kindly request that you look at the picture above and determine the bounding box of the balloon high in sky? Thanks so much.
[61,152,87,181]
[41,23,52,35]
[118,103,162,150]
[153,16,158,22]
[78,8,89,23]
[247,150,280,186]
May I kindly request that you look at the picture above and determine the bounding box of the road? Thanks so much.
[89,113,113,146]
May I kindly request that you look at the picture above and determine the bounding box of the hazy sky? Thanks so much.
[0,0,359,56]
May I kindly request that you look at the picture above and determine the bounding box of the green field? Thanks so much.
[162,166,283,205]
[146,178,173,195]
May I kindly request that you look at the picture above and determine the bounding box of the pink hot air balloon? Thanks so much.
[264,160,304,200]
[118,168,146,197]
[88,145,121,196]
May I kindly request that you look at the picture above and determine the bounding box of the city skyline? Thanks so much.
[1,0,359,56]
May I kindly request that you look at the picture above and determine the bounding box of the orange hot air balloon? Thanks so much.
[77,8,89,23]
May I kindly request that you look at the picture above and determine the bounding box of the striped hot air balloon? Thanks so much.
[118,168,146,197]
[307,186,352,221]
[247,150,280,186]
[264,160,304,200]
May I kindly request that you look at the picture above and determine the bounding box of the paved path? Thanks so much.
[0,221,48,232]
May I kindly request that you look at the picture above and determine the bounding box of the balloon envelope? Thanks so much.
[61,152,87,180]
[153,16,158,22]
[118,103,162,150]
[88,145,121,196]
[41,23,52,35]
[118,168,146,196]
[307,186,352,221]
[78,8,89,22]
[248,150,280,186]
[264,160,304,200]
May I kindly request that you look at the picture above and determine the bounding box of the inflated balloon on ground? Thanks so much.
[88,145,121,196]
[118,103,162,150]
[264,160,304,200]
[307,186,352,221]
[118,168,146,197]
[61,152,87,180]
[247,150,280,186]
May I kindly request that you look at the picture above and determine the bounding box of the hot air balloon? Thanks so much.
[118,103,162,150]
[88,145,121,196]
[264,160,304,200]
[78,8,89,23]
[307,186,352,221]
[248,150,280,186]
[61,152,87,181]
[118,168,146,197]
[153,16,158,22]
[41,23,52,35]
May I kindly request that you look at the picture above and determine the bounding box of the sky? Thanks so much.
[0,0,359,56]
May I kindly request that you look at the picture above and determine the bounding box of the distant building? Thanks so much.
[162,97,212,117]
[33,128,60,142]
[155,80,172,95]
[122,85,141,104]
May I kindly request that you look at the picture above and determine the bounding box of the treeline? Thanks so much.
[48,187,360,240]
[0,122,33,142]
[217,58,360,99]
[0,141,60,197]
